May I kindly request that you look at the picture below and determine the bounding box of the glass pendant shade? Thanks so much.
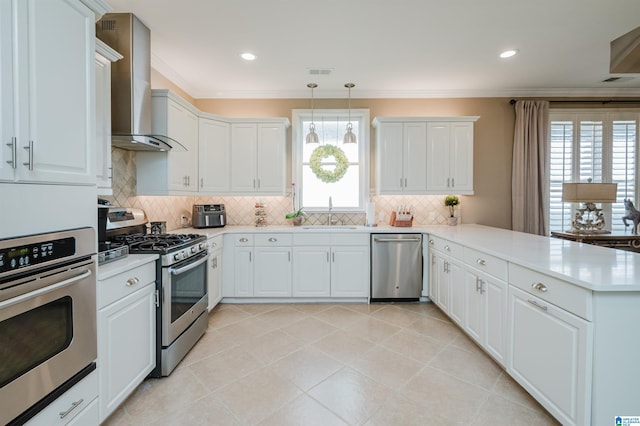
[306,83,319,144]
[343,83,356,144]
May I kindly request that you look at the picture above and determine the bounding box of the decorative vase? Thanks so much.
[293,216,303,226]
[448,217,458,226]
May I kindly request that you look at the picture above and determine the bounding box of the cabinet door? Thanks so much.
[426,122,451,192]
[98,282,155,423]
[434,253,450,313]
[234,247,254,296]
[292,246,331,297]
[464,269,483,343]
[254,246,292,297]
[95,52,112,191]
[0,0,15,181]
[208,248,223,310]
[15,0,95,184]
[449,122,473,193]
[199,118,230,193]
[230,123,258,192]
[167,101,198,192]
[427,252,438,302]
[331,246,369,297]
[402,122,427,193]
[448,259,465,326]
[256,123,285,194]
[484,274,507,365]
[509,286,591,426]
[376,122,404,193]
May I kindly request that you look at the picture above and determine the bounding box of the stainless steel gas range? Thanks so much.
[99,207,208,377]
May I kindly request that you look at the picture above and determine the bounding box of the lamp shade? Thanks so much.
[562,182,618,202]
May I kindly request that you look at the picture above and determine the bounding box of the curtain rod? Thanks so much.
[509,99,640,105]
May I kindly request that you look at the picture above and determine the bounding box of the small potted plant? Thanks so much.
[285,207,306,226]
[444,195,460,226]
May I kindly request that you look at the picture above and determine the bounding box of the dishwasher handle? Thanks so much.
[374,237,422,243]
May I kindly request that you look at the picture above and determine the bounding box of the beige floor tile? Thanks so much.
[449,330,486,356]
[189,346,263,392]
[406,315,464,343]
[363,394,449,426]
[289,303,334,314]
[215,316,280,344]
[181,328,241,366]
[122,367,209,424]
[421,302,454,322]
[311,329,376,364]
[101,406,132,426]
[430,345,503,390]
[343,316,401,343]
[311,305,368,328]
[342,303,386,314]
[218,368,302,424]
[493,372,550,412]
[380,328,444,363]
[279,316,338,344]
[401,366,489,423]
[255,305,308,329]
[258,394,347,426]
[351,346,424,390]
[208,305,253,329]
[308,367,391,425]
[474,394,561,426]
[239,329,304,365]
[232,303,283,315]
[270,347,343,391]
[370,305,423,327]
[147,394,240,425]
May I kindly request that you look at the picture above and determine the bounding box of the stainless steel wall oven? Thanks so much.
[0,228,96,425]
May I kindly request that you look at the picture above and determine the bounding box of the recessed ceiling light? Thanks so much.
[499,49,519,59]
[240,52,256,61]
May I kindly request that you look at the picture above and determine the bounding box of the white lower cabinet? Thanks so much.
[330,244,369,297]
[97,258,157,423]
[292,245,331,297]
[254,245,292,297]
[426,236,463,319]
[207,235,223,310]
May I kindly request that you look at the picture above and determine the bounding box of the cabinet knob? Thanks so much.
[531,282,548,292]
[444,245,450,251]
[126,277,140,286]
[239,237,248,242]
[268,237,277,242]
[476,258,486,266]
[429,239,434,245]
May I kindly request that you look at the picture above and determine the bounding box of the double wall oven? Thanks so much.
[0,228,96,425]
[101,207,208,377]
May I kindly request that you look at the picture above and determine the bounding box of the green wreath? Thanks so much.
[309,145,349,183]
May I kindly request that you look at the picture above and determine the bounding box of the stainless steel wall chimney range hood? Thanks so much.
[96,13,179,151]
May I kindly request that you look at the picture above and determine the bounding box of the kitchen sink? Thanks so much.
[302,226,358,230]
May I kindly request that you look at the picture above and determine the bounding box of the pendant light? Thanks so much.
[343,83,356,144]
[306,83,319,144]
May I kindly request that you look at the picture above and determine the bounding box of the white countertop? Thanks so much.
[97,253,158,281]
[173,223,640,292]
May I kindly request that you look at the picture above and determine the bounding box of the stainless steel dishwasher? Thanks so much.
[371,234,423,302]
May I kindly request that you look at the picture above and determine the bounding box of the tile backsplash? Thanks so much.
[105,148,460,231]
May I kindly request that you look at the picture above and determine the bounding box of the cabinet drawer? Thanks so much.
[98,261,156,309]
[331,233,369,246]
[208,235,223,250]
[293,233,331,246]
[427,235,463,260]
[254,233,292,246]
[233,234,254,246]
[27,371,98,426]
[464,247,507,280]
[509,263,592,320]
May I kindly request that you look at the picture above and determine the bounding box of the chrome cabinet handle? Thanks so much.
[404,178,407,187]
[6,137,17,168]
[59,398,84,419]
[475,277,481,292]
[239,237,248,243]
[531,282,548,292]
[332,252,335,262]
[326,252,330,262]
[451,178,455,187]
[476,259,486,266]
[126,277,139,286]
[268,237,277,242]
[257,179,260,189]
[528,299,548,311]
[200,177,204,188]
[447,177,450,188]
[212,257,218,269]
[400,178,403,188]
[23,140,34,170]
[288,251,291,262]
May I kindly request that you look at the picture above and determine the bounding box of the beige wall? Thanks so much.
[152,72,516,229]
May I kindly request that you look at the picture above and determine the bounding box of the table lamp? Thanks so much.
[562,180,617,234]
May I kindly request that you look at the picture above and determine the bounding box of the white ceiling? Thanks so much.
[105,0,640,99]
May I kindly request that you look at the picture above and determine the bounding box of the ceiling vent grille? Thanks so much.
[307,68,333,76]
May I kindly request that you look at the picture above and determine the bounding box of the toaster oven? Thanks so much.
[192,204,226,228]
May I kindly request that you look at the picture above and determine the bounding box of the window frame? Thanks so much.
[291,108,370,212]
[547,108,640,234]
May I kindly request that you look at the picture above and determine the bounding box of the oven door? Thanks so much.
[0,259,96,426]
[161,251,208,346]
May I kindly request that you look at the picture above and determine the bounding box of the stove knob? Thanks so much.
[173,252,183,261]
[191,246,197,254]
[199,243,206,251]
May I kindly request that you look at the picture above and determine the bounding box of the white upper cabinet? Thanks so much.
[426,121,475,195]
[137,90,199,195]
[199,117,230,193]
[373,117,477,195]
[230,121,287,195]
[95,39,122,194]
[1,0,95,185]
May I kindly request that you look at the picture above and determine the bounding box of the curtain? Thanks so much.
[512,100,549,235]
